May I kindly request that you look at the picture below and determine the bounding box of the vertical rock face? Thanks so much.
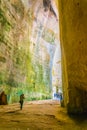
[30,0,59,91]
[0,0,32,102]
[58,0,87,113]
[0,0,59,103]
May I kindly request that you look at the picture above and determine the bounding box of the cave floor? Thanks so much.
[0,100,87,130]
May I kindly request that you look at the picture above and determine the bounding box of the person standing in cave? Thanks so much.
[19,94,25,110]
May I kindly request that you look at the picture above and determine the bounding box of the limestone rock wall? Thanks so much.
[0,0,33,102]
[0,0,58,103]
[58,0,87,113]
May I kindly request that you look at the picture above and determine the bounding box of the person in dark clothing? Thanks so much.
[19,94,25,110]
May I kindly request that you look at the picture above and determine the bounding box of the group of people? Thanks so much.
[54,92,63,101]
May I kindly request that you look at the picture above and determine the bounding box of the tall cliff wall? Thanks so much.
[58,0,87,113]
[0,0,59,103]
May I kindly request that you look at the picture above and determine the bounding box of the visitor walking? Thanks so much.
[19,94,25,110]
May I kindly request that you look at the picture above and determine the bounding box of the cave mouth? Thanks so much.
[0,0,62,104]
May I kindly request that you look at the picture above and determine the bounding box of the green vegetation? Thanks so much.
[0,9,11,31]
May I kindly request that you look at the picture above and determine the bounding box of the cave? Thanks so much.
[0,0,87,129]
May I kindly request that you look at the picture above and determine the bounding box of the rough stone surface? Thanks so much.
[58,0,87,113]
[1,0,87,114]
[0,0,59,102]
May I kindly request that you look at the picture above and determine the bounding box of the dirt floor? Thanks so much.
[0,100,87,130]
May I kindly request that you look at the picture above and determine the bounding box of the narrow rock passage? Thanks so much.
[0,100,87,130]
